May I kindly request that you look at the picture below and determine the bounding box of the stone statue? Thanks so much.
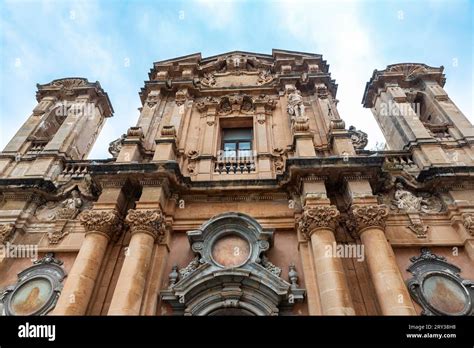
[287,87,305,118]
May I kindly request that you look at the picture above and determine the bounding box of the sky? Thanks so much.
[0,0,472,159]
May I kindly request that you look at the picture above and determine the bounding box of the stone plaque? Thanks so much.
[211,234,250,268]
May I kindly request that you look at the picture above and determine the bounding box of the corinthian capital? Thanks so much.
[350,204,389,234]
[79,209,122,240]
[298,205,340,240]
[125,209,166,241]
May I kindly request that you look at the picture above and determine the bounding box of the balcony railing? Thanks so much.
[214,157,256,174]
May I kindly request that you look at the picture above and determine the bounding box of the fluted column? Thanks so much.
[350,204,416,315]
[108,209,165,315]
[298,205,355,315]
[53,210,121,315]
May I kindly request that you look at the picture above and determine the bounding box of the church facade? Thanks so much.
[0,50,473,316]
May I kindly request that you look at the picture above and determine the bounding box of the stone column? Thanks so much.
[108,209,165,315]
[53,210,121,315]
[350,204,416,315]
[298,205,355,315]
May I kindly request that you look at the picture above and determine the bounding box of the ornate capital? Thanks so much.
[350,204,389,234]
[0,223,15,244]
[125,209,166,241]
[79,209,122,240]
[462,213,474,236]
[298,205,340,240]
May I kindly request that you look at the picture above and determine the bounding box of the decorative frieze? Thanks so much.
[298,205,340,240]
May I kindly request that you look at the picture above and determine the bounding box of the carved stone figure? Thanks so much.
[108,134,126,158]
[257,69,273,85]
[348,126,368,150]
[56,189,82,220]
[287,87,305,118]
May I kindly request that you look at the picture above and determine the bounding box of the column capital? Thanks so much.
[298,205,340,240]
[125,209,166,242]
[79,209,122,240]
[350,204,389,235]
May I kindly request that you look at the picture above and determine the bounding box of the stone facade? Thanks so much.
[0,50,473,316]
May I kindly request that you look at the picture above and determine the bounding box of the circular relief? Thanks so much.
[211,234,250,268]
[422,274,470,315]
[10,277,53,315]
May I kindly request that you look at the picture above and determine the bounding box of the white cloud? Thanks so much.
[275,0,386,149]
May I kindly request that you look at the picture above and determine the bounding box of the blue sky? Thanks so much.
[0,0,472,158]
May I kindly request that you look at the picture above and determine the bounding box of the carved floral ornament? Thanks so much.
[125,209,166,242]
[350,204,389,233]
[0,223,15,244]
[298,205,340,240]
[79,209,122,240]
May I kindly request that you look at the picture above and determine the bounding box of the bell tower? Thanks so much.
[0,78,113,180]
[362,63,474,168]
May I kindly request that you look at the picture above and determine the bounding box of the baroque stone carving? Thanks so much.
[350,204,389,232]
[0,223,15,244]
[408,222,429,239]
[348,125,368,150]
[178,256,201,279]
[391,183,443,213]
[35,189,91,222]
[257,69,274,85]
[287,87,305,118]
[108,134,126,158]
[201,72,216,87]
[161,212,305,315]
[298,205,340,240]
[261,255,281,277]
[462,213,474,236]
[125,209,166,241]
[48,228,70,245]
[79,209,122,240]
